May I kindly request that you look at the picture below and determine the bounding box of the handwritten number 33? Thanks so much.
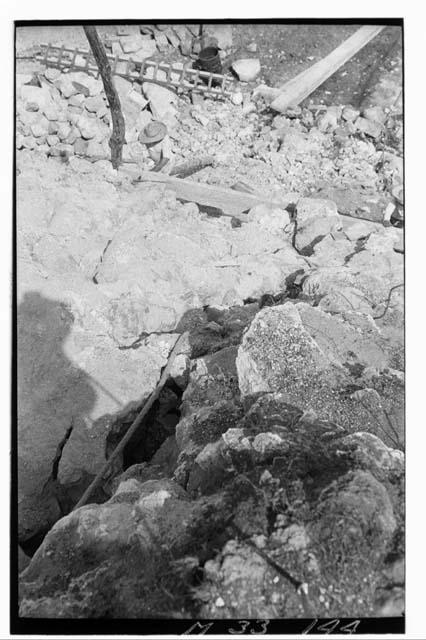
[229,620,270,634]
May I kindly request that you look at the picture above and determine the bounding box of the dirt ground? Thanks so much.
[230,23,402,106]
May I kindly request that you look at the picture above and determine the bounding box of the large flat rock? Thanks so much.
[236,301,401,437]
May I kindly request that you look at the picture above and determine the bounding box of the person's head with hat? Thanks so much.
[139,120,174,172]
[139,121,168,148]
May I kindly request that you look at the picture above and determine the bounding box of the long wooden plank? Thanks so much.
[271,25,385,113]
[134,171,291,219]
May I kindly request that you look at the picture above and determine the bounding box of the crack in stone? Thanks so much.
[118,330,181,351]
[92,238,112,284]
[50,418,74,482]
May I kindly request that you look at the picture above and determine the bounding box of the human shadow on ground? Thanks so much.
[17,291,99,551]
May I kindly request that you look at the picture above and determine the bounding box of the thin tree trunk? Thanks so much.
[83,26,125,169]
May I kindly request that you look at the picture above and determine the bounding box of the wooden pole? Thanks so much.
[83,26,125,169]
[271,25,385,113]
[73,333,188,511]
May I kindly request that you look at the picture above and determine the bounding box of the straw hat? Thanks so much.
[139,121,168,144]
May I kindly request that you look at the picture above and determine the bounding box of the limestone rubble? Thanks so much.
[16,26,404,619]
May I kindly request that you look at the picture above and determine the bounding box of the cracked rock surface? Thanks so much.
[19,325,404,617]
[16,23,403,619]
[16,150,305,540]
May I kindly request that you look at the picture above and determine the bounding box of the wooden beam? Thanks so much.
[271,25,385,113]
[134,171,291,220]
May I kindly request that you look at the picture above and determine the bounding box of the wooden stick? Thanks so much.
[83,26,126,169]
[134,171,291,219]
[73,333,188,511]
[271,25,385,113]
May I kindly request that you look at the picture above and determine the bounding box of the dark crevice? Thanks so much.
[298,233,327,257]
[92,238,112,285]
[197,203,244,228]
[258,292,287,309]
[106,379,184,472]
[285,202,298,219]
[51,419,74,480]
[20,420,108,557]
[191,565,205,587]
[20,531,48,558]
[291,220,300,253]
[242,270,306,307]
[285,269,306,299]
[266,503,278,536]
[118,330,182,351]
[21,421,75,556]
[344,236,368,264]
[390,210,403,228]
[20,469,109,558]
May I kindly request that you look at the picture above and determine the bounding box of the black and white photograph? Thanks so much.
[11,17,406,636]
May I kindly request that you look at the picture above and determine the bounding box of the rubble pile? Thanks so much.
[17,68,165,164]
[19,302,404,618]
[16,28,403,219]
[105,23,233,61]
[16,26,404,620]
[177,98,402,221]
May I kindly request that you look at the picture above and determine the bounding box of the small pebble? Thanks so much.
[252,534,267,549]
[259,469,273,484]
[231,91,244,106]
